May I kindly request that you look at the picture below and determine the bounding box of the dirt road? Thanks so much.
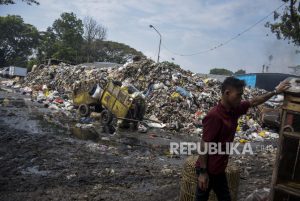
[0,88,276,201]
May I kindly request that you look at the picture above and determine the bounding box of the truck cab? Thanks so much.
[1,67,10,77]
[1,66,27,78]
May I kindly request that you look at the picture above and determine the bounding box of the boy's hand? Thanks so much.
[198,173,209,191]
[275,80,290,94]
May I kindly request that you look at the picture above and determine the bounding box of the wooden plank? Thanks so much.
[292,142,300,179]
[282,102,300,113]
[271,93,300,200]
[270,109,287,200]
[285,94,300,103]
[283,132,300,139]
[275,184,300,197]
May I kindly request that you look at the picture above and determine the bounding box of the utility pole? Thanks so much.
[149,24,161,63]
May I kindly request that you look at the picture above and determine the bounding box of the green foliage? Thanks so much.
[1,12,145,67]
[0,0,39,5]
[209,68,233,75]
[52,12,83,49]
[234,69,246,75]
[27,58,38,72]
[266,0,300,46]
[90,40,145,64]
[160,61,181,68]
[36,28,57,63]
[50,12,84,63]
[0,15,39,67]
[52,46,77,63]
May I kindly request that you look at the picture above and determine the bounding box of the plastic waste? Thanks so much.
[153,83,165,90]
[175,86,192,98]
[138,123,148,133]
[7,58,280,135]
[146,122,166,128]
[91,84,103,99]
[79,117,94,124]
[245,188,270,201]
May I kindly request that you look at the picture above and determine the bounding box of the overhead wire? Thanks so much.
[161,2,287,56]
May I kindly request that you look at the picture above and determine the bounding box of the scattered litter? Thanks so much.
[2,58,282,138]
[21,166,50,176]
[245,188,270,201]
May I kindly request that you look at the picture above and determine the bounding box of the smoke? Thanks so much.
[268,54,273,62]
[264,40,300,74]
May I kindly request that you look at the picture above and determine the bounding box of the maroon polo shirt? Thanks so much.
[195,101,251,175]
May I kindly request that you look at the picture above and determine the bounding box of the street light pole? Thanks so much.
[149,24,161,63]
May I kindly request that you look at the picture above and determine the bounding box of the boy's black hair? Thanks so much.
[221,77,246,94]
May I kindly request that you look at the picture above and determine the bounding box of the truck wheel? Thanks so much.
[78,104,90,117]
[95,104,103,112]
[102,125,116,134]
[101,110,113,125]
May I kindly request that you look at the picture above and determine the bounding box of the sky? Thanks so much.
[1,0,299,74]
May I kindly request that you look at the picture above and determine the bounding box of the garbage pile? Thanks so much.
[23,63,112,93]
[1,59,281,139]
[15,63,115,114]
[109,59,274,137]
[235,115,279,143]
[110,60,221,132]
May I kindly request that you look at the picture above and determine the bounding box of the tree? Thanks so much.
[36,27,57,63]
[266,0,300,46]
[0,0,39,5]
[83,16,107,62]
[234,69,246,75]
[92,40,145,64]
[1,12,143,66]
[84,16,106,42]
[0,15,39,67]
[27,57,38,72]
[209,68,233,75]
[51,12,84,63]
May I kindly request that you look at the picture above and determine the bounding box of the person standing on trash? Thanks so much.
[194,77,290,201]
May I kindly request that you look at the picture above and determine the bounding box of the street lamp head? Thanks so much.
[148,24,161,63]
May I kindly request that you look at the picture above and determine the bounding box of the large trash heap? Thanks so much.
[3,58,280,140]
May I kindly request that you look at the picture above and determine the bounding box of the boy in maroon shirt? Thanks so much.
[194,77,290,201]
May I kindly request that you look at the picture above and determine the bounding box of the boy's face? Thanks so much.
[223,87,243,108]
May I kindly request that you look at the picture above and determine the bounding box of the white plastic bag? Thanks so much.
[91,84,103,99]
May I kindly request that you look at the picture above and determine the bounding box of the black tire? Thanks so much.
[78,104,90,117]
[100,109,113,125]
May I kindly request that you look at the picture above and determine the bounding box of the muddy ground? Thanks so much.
[0,86,277,201]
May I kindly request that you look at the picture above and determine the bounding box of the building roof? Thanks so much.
[288,65,300,69]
